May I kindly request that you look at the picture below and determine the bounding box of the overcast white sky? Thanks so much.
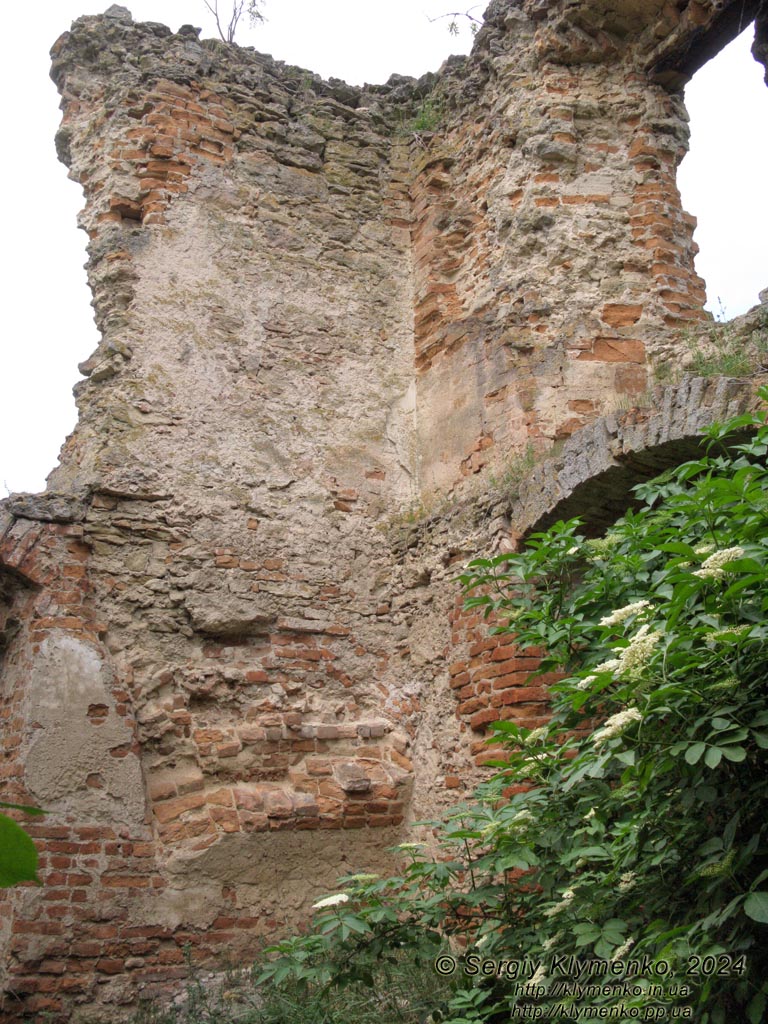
[1,1,766,496]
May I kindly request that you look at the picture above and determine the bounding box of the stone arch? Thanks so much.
[512,376,760,538]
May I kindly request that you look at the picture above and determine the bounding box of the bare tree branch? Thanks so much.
[203,0,264,43]
[428,7,484,36]
[203,0,226,42]
[227,0,245,42]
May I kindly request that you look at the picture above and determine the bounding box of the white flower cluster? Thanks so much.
[585,536,620,559]
[576,657,621,690]
[611,937,635,961]
[616,624,661,679]
[542,931,563,951]
[694,543,715,556]
[530,965,547,985]
[577,624,661,692]
[508,808,535,829]
[710,675,740,693]
[697,849,735,879]
[543,888,576,917]
[576,674,596,691]
[524,727,547,744]
[693,546,745,580]
[312,893,350,910]
[618,871,636,893]
[599,600,652,628]
[592,707,642,746]
[522,752,554,767]
[705,625,750,644]
[597,658,622,674]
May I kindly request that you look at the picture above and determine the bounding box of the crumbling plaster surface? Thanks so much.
[23,631,144,826]
[1,0,767,1019]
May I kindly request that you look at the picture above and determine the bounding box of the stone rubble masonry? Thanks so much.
[1,0,767,1018]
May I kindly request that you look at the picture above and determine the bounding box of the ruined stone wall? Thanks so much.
[410,0,731,495]
[0,11,462,1017]
[2,0,767,1018]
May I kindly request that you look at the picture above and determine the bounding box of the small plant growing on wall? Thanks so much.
[488,443,536,504]
[411,99,443,133]
[686,310,768,378]
[656,302,768,383]
[394,97,445,140]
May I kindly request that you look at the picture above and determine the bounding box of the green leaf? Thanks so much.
[573,924,601,946]
[747,993,766,1024]
[615,751,636,766]
[658,542,698,557]
[721,746,747,762]
[497,854,535,872]
[340,915,370,935]
[685,742,707,765]
[704,746,723,769]
[0,802,46,816]
[723,574,765,600]
[698,837,724,856]
[0,812,39,888]
[488,721,521,736]
[744,892,768,923]
[563,846,608,862]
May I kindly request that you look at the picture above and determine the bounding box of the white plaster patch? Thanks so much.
[23,630,145,827]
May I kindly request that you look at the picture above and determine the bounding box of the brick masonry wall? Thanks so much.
[0,510,411,1018]
[4,13,425,1014]
[448,605,556,768]
[2,0,766,1018]
[411,3,711,496]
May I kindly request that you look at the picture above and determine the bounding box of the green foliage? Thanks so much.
[656,305,768,382]
[488,443,536,503]
[255,393,768,1024]
[0,802,44,887]
[410,100,443,133]
[686,321,763,378]
[395,98,444,138]
[125,938,452,1023]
